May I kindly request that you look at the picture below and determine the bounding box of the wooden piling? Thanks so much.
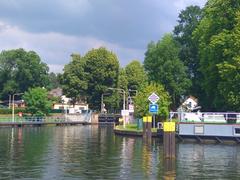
[163,122,176,159]
[143,116,152,140]
[163,158,176,179]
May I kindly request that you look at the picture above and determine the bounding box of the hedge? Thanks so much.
[0,108,26,114]
[0,108,64,114]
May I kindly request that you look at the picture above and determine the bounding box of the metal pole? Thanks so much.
[101,94,103,113]
[12,94,15,123]
[153,114,155,128]
[9,95,11,109]
[12,93,24,123]
[123,90,126,110]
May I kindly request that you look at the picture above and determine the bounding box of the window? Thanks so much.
[235,128,240,134]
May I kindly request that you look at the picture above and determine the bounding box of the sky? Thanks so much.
[0,0,206,73]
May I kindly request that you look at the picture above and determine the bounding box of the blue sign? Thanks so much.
[149,104,158,113]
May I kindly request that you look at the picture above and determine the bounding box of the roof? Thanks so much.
[185,95,198,103]
[48,88,63,97]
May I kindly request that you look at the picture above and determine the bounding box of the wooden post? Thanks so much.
[147,116,152,139]
[143,116,152,140]
[143,116,148,139]
[163,158,176,179]
[163,122,176,159]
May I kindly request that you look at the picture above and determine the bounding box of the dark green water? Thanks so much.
[0,126,240,179]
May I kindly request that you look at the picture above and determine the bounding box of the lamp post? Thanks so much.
[12,93,24,123]
[128,89,138,96]
[101,93,110,113]
[108,88,126,128]
[9,95,11,109]
[108,88,126,110]
[128,89,138,123]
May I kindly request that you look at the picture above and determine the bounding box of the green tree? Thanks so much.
[174,5,203,97]
[134,83,171,119]
[125,60,148,91]
[23,87,52,116]
[61,54,88,106]
[47,72,61,90]
[118,68,128,91]
[193,0,240,110]
[83,47,119,110]
[144,34,191,109]
[0,48,49,99]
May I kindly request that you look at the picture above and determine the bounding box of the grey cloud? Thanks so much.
[0,0,206,72]
[0,0,206,49]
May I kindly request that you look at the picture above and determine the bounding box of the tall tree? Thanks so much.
[61,54,88,105]
[125,60,148,91]
[23,87,52,116]
[193,0,240,111]
[83,47,119,110]
[0,48,49,99]
[144,34,191,109]
[47,72,61,90]
[174,5,203,97]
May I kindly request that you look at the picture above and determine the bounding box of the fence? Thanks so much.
[0,111,93,123]
[170,111,240,123]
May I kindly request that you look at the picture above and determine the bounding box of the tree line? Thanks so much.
[0,0,239,117]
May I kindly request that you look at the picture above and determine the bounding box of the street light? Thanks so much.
[108,87,127,128]
[108,88,126,110]
[128,89,138,96]
[12,93,24,123]
[9,95,11,109]
[101,93,110,113]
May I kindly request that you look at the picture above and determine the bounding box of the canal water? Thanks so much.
[0,126,240,179]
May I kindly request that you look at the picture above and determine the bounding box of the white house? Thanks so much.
[181,95,199,111]
[53,103,89,113]
[49,88,88,113]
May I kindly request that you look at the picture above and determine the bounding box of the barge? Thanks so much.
[175,122,240,144]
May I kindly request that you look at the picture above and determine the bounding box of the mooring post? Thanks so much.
[163,122,176,159]
[143,116,152,140]
[143,116,147,139]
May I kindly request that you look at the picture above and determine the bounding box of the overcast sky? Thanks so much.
[0,0,206,73]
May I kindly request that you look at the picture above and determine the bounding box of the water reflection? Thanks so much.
[163,158,176,180]
[0,126,240,179]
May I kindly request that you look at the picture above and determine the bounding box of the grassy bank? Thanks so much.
[115,123,157,132]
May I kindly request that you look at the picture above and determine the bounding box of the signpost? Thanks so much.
[121,110,129,128]
[128,104,134,113]
[148,92,160,104]
[148,92,160,128]
[149,104,158,113]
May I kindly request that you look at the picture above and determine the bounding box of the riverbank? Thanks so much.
[0,121,91,127]
[114,124,159,137]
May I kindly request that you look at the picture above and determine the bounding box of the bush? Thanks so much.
[0,108,26,114]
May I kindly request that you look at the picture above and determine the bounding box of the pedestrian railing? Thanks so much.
[0,111,93,123]
[170,111,240,123]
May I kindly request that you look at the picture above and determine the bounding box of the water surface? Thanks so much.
[0,126,240,179]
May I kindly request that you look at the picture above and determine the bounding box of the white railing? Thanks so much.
[0,111,93,123]
[170,111,240,123]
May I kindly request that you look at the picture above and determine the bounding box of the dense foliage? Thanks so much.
[193,0,240,111]
[174,6,203,98]
[0,49,49,100]
[23,87,52,116]
[144,34,191,109]
[61,54,88,105]
[125,60,148,91]
[61,48,119,110]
